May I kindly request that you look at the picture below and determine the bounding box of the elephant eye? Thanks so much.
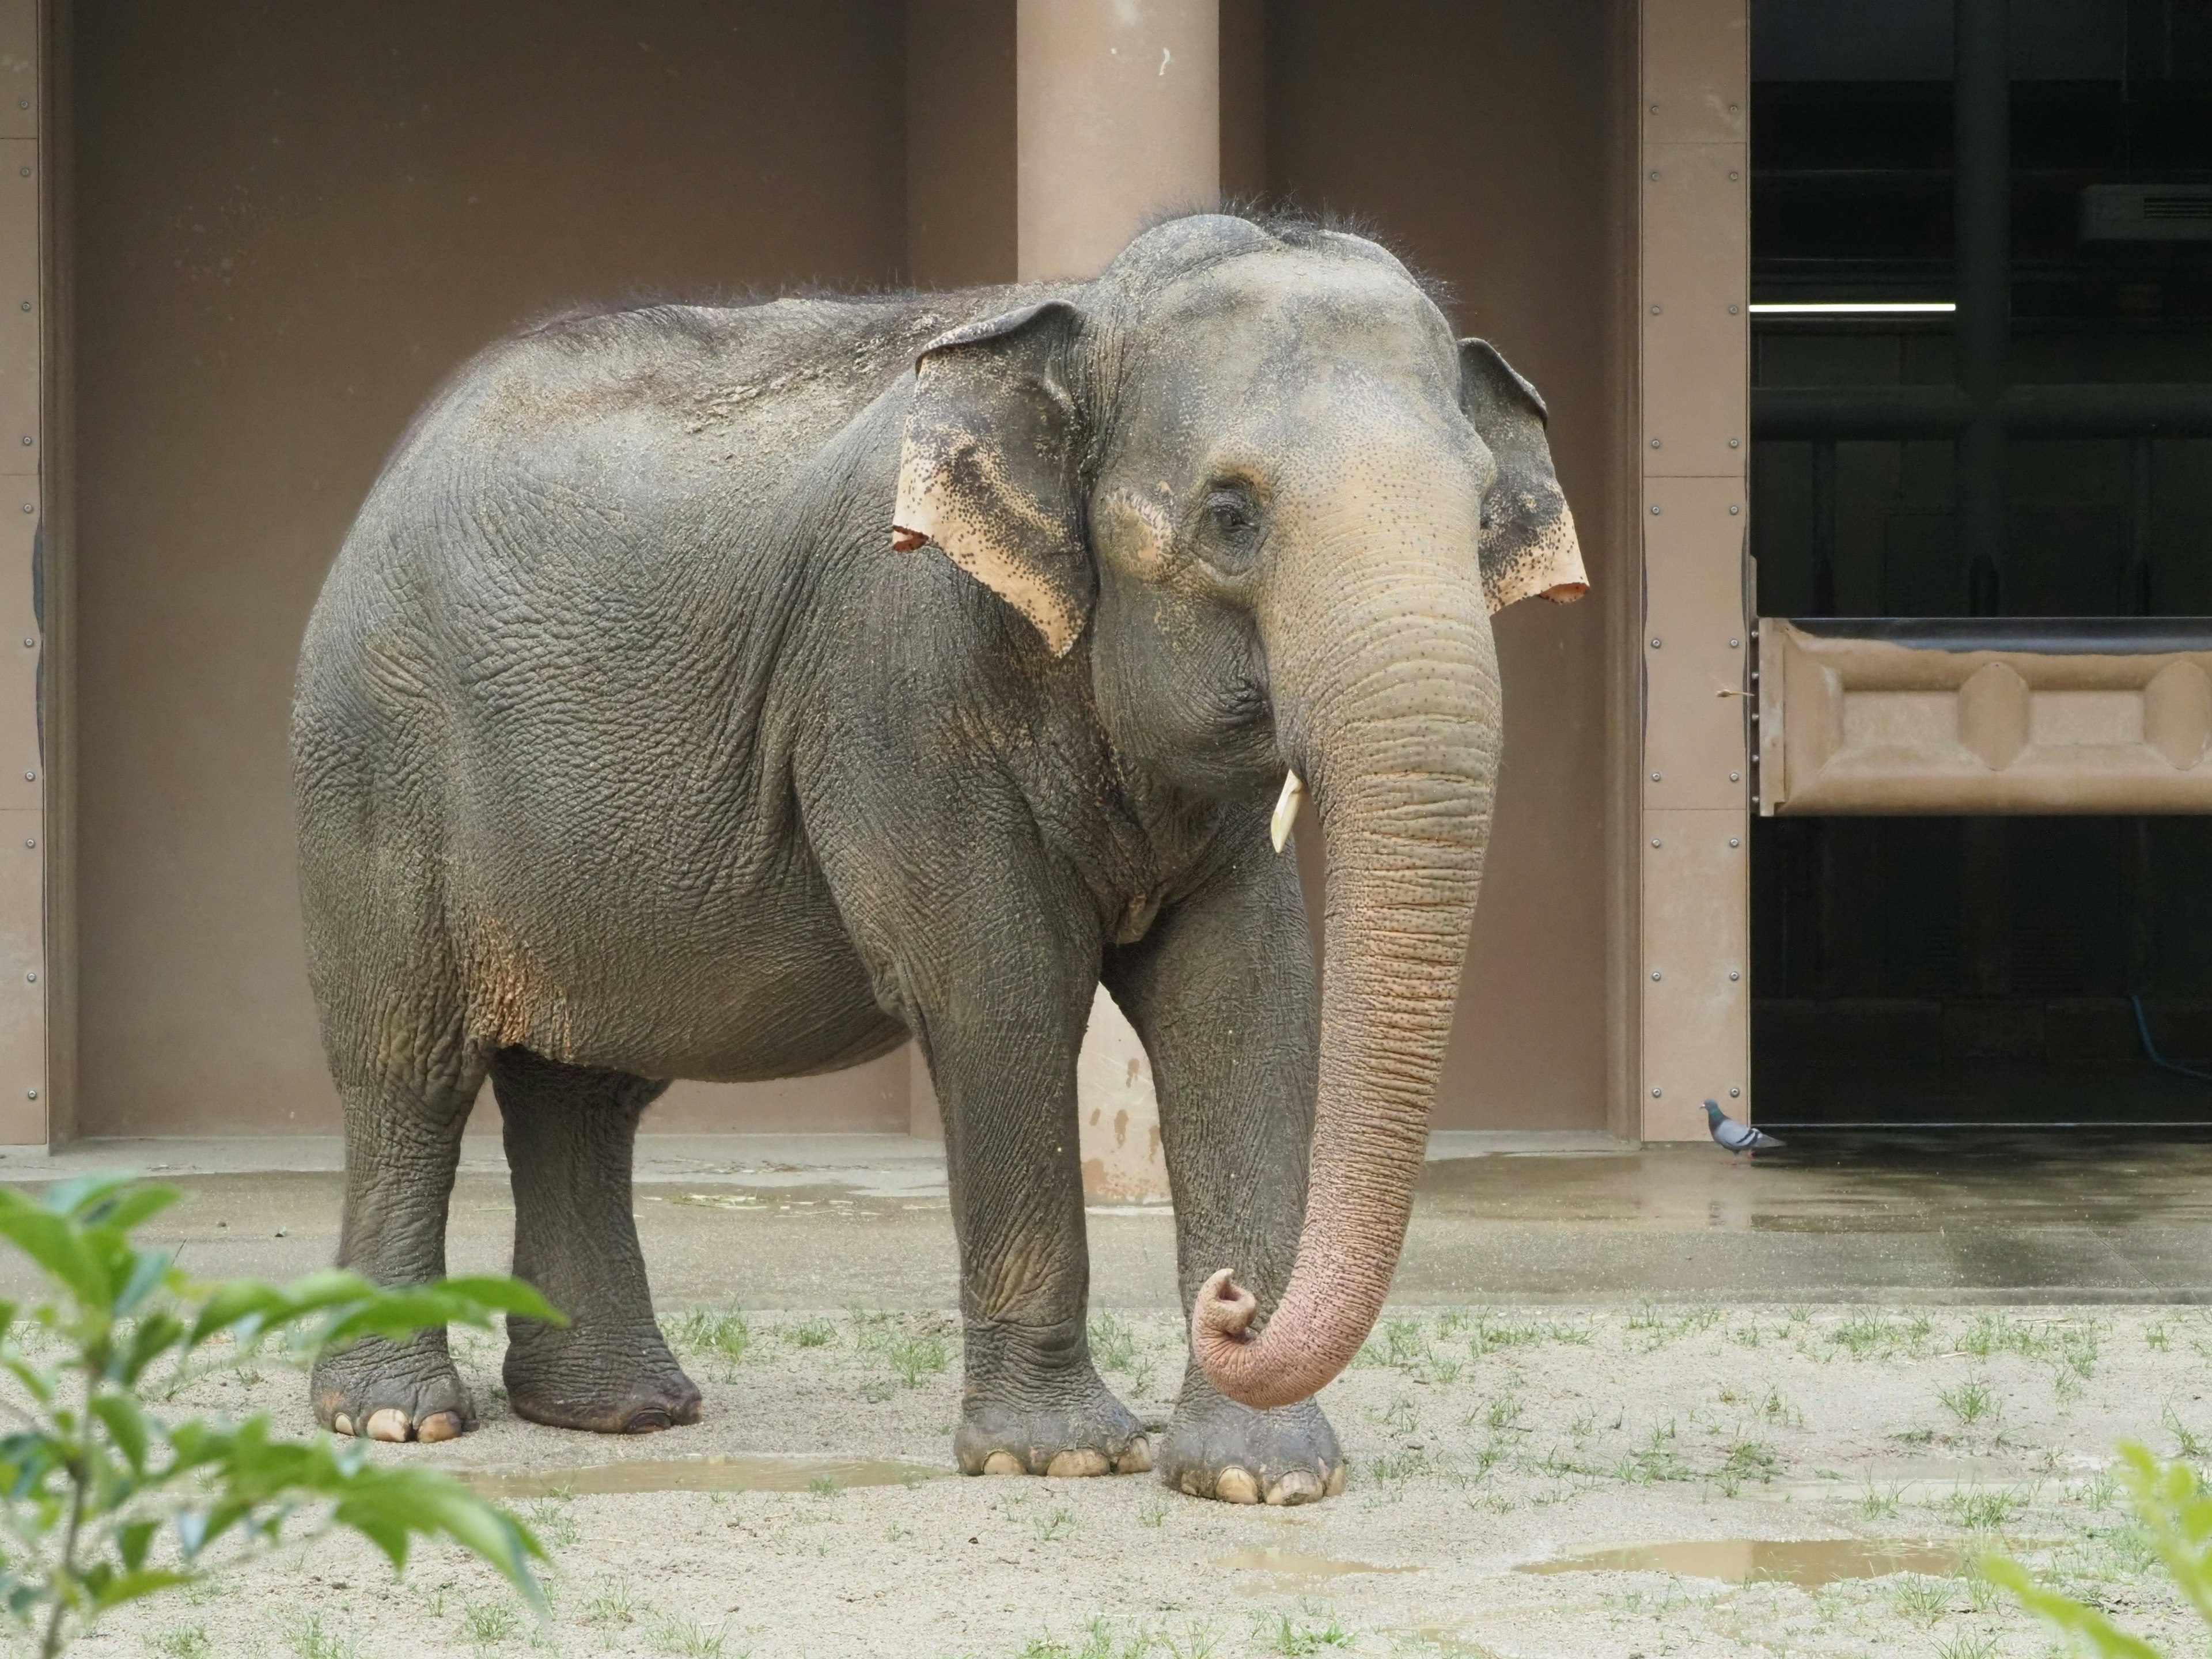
[1204,488,1258,538]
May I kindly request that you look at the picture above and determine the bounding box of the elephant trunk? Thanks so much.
[1192,521,1501,1411]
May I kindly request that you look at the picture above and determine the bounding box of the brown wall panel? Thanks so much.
[74,2,910,1135]
[0,805,38,1139]
[0,0,33,139]
[1267,1,1633,1131]
[0,135,31,465]
[906,0,1016,289]
[0,490,35,808]
[1639,0,1748,1137]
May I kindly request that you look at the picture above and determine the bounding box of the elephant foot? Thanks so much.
[1158,1377,1344,1505]
[312,1333,473,1444]
[503,1327,703,1435]
[955,1373,1152,1478]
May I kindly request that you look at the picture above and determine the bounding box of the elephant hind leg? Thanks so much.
[491,1048,700,1434]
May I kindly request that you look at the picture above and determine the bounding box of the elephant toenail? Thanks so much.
[1115,1435,1153,1475]
[1324,1461,1347,1497]
[365,1408,410,1443]
[1266,1470,1323,1506]
[981,1452,1026,1476]
[1045,1449,1109,1478]
[1215,1466,1260,1504]
[416,1411,464,1444]
[623,1410,673,1434]
[331,1412,354,1437]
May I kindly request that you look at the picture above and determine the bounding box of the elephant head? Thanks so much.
[890,214,1586,1411]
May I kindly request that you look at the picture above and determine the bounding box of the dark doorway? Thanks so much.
[1748,0,2212,1124]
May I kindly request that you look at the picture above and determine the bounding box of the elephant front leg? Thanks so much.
[1105,842,1346,1505]
[923,982,1151,1480]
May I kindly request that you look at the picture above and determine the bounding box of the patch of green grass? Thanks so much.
[2146,1321,2171,1351]
[664,1308,752,1363]
[1616,1421,1692,1484]
[2164,1402,2209,1460]
[582,1581,638,1628]
[1089,1310,1143,1378]
[1033,1506,1076,1542]
[153,1627,212,1659]
[1889,1574,1952,1623]
[854,1315,952,1388]
[460,1601,521,1647]
[1942,1484,2028,1532]
[521,1494,580,1548]
[1832,1309,1897,1357]
[1940,1376,1997,1427]
[1931,1629,1997,1659]
[784,1316,836,1348]
[1858,1480,1903,1521]
[1715,1437,1780,1492]
[1138,1498,1170,1529]
[807,1473,838,1497]
[1255,1603,1351,1655]
[646,1612,730,1657]
[290,1615,361,1659]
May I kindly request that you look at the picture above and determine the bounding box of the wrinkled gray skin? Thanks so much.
[292,213,1576,1505]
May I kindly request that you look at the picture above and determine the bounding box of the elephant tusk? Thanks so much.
[1269,769,1305,854]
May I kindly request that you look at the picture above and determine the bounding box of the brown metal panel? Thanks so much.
[0,807,40,1141]
[1759,622,2212,814]
[1641,143,1745,476]
[1639,806,1747,1139]
[1641,0,1748,1141]
[0,0,32,141]
[1643,479,1748,810]
[0,135,31,471]
[1641,0,1746,143]
[0,487,36,812]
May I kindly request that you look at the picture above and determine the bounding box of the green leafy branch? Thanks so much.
[0,1175,565,1657]
[1986,1441,2212,1658]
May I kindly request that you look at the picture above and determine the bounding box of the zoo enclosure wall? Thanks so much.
[28,1,1643,1142]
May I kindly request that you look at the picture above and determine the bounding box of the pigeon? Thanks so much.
[1703,1099,1783,1155]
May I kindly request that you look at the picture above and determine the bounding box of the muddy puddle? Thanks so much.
[463,1455,945,1500]
[1521,1537,1961,1586]
[1216,1547,1421,1582]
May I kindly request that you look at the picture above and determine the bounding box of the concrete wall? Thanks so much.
[71,1,912,1133]
[1267,2,1637,1130]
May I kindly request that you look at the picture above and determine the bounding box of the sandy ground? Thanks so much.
[52,1301,2212,1659]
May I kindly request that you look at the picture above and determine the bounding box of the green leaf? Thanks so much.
[433,1276,567,1327]
[111,1246,177,1319]
[82,1183,180,1235]
[90,1391,151,1473]
[1,1351,54,1406]
[88,1567,194,1613]
[319,1278,566,1348]
[119,1310,185,1385]
[0,1189,109,1310]
[117,1517,159,1572]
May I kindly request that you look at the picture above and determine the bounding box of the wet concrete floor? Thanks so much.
[3,1127,2210,1306]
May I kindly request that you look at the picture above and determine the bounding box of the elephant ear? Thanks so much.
[892,301,1090,656]
[1459,339,1589,615]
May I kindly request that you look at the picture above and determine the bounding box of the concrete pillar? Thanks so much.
[1014,0,1218,282]
[1014,1,1219,1196]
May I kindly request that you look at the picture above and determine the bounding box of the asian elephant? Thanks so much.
[291,211,1586,1505]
